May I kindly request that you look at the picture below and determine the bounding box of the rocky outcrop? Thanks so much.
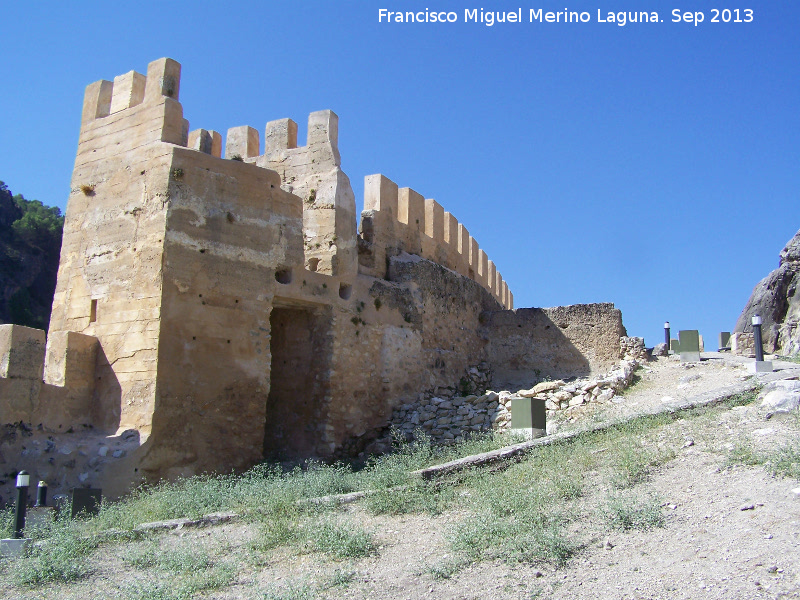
[735,229,800,356]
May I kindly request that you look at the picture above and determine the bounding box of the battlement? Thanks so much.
[201,109,357,278]
[75,58,188,172]
[358,174,513,309]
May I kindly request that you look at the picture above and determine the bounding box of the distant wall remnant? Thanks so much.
[481,303,627,391]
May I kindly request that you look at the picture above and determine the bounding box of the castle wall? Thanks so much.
[482,303,627,391]
[1,58,630,501]
[358,174,512,309]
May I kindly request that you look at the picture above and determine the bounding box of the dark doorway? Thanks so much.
[263,305,331,460]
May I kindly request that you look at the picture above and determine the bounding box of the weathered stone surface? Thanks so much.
[483,304,627,390]
[0,58,635,502]
[759,380,800,414]
[735,228,800,356]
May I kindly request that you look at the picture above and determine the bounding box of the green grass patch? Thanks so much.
[766,443,800,480]
[9,516,97,586]
[306,519,376,559]
[601,491,665,531]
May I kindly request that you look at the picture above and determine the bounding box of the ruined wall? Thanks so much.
[482,303,627,391]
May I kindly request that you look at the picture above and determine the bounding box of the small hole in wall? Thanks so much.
[192,336,196,340]
[227,340,231,344]
[199,249,206,254]
[89,299,98,323]
[199,294,202,298]
[275,269,292,284]
[235,299,239,303]
[307,258,320,272]
[339,283,352,300]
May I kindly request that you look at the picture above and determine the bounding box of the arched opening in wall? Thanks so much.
[307,258,320,272]
[263,303,332,460]
[338,283,352,300]
[275,269,292,284]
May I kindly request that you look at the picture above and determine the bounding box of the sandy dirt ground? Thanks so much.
[3,353,799,600]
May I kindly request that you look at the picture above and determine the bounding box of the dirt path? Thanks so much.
[3,354,799,600]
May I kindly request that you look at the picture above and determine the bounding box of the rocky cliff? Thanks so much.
[734,229,800,356]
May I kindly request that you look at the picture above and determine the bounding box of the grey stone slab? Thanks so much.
[1,538,31,558]
[679,330,700,352]
[750,360,774,373]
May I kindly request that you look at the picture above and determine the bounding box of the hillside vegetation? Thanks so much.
[0,181,63,330]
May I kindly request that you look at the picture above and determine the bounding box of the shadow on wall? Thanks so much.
[90,345,122,433]
[481,304,626,391]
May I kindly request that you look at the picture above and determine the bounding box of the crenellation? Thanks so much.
[364,174,398,215]
[81,80,113,124]
[110,71,146,114]
[188,129,222,157]
[487,260,496,292]
[308,109,339,148]
[225,125,260,159]
[144,57,181,102]
[265,118,298,153]
[398,187,425,255]
[478,249,489,287]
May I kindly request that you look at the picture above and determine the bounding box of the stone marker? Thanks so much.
[510,397,546,439]
[71,488,102,518]
[718,332,731,351]
[0,538,30,558]
[678,330,701,363]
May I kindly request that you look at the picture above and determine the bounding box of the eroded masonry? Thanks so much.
[0,59,631,500]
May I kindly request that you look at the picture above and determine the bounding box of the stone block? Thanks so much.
[225,125,259,159]
[0,538,31,558]
[364,174,398,215]
[749,360,774,374]
[264,118,298,153]
[110,70,146,114]
[511,397,546,438]
[145,57,181,102]
[719,331,731,350]
[0,324,46,380]
[188,129,222,157]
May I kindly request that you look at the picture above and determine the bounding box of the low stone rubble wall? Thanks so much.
[388,355,641,445]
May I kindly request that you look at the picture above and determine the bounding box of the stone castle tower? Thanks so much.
[1,59,626,499]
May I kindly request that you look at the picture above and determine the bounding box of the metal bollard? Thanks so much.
[752,315,764,362]
[35,481,48,508]
[13,471,30,539]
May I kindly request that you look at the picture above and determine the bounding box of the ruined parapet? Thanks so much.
[222,112,358,279]
[0,325,46,422]
[0,325,99,429]
[40,332,99,430]
[358,173,513,308]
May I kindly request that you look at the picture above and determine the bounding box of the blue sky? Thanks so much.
[2,1,798,349]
